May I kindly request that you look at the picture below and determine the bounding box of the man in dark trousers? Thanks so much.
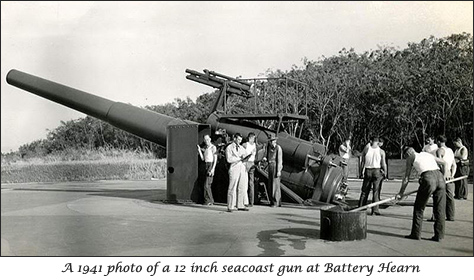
[265,133,283,207]
[396,146,447,242]
[430,135,456,221]
[197,134,217,205]
[453,138,469,200]
[359,137,387,215]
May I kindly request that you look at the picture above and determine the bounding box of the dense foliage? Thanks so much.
[228,33,473,157]
[7,33,472,160]
[304,33,473,157]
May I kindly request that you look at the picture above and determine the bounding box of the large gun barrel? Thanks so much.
[7,69,344,204]
[6,69,196,147]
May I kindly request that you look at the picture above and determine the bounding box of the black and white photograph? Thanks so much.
[1,1,473,278]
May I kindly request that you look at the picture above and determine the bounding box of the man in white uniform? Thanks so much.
[225,133,250,212]
[396,147,447,242]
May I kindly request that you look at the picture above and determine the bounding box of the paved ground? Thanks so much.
[1,179,472,256]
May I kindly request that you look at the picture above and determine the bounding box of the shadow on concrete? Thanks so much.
[11,187,169,204]
[90,190,166,202]
[257,228,320,256]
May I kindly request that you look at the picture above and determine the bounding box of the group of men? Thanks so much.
[422,136,470,200]
[200,130,469,241]
[197,132,283,213]
[398,137,469,242]
[346,135,469,242]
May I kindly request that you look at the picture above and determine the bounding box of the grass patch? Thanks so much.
[1,159,166,183]
[1,148,167,183]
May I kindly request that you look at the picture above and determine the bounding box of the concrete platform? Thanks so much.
[1,179,472,256]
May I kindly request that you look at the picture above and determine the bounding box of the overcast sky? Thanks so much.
[1,1,473,152]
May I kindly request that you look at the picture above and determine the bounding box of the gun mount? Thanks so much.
[186,69,345,205]
[6,69,346,206]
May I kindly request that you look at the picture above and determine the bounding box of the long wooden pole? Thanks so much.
[349,175,468,212]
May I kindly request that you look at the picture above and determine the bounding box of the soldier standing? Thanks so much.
[359,137,387,215]
[454,138,469,200]
[197,134,217,205]
[338,137,351,186]
[266,133,283,207]
[242,132,257,207]
[225,133,250,212]
[437,135,456,220]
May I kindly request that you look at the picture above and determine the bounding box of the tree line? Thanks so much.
[10,33,473,160]
[302,33,473,157]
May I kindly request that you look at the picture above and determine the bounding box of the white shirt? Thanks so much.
[439,146,455,175]
[422,143,438,156]
[364,146,381,168]
[413,152,439,174]
[203,144,217,163]
[339,143,351,159]
[243,142,256,162]
[225,142,246,168]
[454,145,468,162]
